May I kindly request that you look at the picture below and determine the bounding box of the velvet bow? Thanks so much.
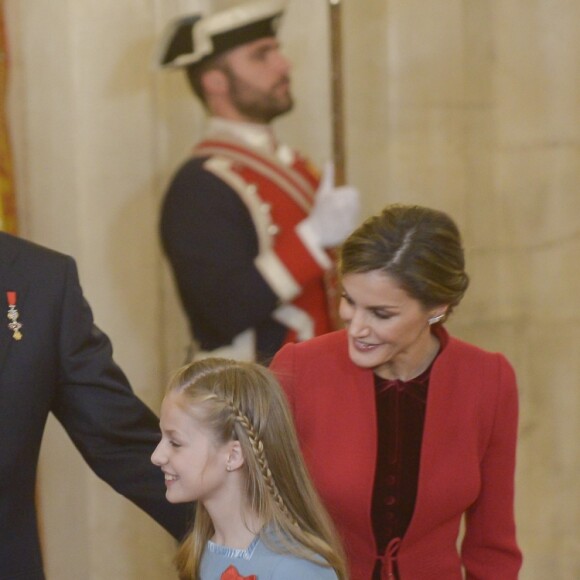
[220,564,257,580]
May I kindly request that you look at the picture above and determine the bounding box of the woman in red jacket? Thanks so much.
[270,204,522,579]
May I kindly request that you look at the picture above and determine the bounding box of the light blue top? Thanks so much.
[200,534,339,579]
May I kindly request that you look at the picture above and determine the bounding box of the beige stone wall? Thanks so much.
[5,0,579,578]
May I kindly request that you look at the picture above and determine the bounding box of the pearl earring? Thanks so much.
[428,313,445,325]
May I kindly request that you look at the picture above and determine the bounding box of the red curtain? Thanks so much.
[0,0,17,234]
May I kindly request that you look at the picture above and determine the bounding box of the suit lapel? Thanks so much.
[404,335,466,545]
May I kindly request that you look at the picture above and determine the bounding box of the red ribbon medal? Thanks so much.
[6,291,23,340]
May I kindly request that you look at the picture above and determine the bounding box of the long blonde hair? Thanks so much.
[169,357,348,580]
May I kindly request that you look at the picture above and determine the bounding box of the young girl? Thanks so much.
[152,357,347,580]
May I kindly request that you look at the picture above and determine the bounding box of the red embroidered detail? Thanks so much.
[6,291,16,306]
[194,139,316,211]
[220,564,257,580]
[198,140,314,195]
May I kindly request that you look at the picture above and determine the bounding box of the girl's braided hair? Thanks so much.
[170,358,347,580]
[225,397,297,526]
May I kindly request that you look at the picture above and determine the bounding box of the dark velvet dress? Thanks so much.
[372,328,448,579]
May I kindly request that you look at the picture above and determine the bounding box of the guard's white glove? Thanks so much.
[298,162,360,248]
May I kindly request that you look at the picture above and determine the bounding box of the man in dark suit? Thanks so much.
[0,231,189,579]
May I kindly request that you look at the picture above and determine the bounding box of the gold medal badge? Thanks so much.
[6,291,23,340]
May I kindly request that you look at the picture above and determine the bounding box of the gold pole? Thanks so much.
[328,0,346,186]
[325,0,347,330]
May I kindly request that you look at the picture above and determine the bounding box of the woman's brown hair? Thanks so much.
[339,204,469,315]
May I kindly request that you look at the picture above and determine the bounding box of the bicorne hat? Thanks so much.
[157,0,287,69]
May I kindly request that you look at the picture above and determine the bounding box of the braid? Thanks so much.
[226,400,297,526]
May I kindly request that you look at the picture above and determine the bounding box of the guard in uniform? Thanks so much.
[157,0,359,363]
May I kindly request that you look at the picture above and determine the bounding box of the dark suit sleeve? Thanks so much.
[50,256,190,540]
[160,158,281,346]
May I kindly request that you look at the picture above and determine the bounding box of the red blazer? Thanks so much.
[270,329,522,579]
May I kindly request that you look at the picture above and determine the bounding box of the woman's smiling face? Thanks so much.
[339,270,442,378]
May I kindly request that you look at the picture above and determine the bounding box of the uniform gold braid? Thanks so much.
[227,401,297,526]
